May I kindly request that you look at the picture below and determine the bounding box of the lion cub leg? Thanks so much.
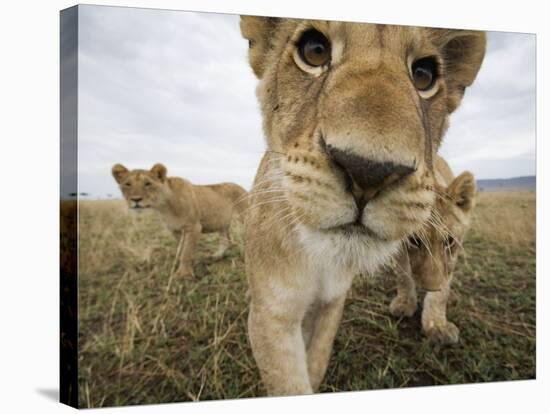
[248,301,313,396]
[305,295,347,392]
[421,275,459,344]
[210,229,230,261]
[174,222,202,278]
[389,250,418,318]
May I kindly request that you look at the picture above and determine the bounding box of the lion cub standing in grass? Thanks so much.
[389,156,476,344]
[112,163,247,277]
[241,16,485,395]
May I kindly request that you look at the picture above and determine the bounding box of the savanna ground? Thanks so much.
[76,191,536,408]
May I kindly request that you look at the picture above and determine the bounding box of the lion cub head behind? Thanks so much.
[409,172,476,287]
[112,163,169,210]
[241,17,485,272]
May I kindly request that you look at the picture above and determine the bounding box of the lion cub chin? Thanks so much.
[389,162,476,345]
[112,163,247,277]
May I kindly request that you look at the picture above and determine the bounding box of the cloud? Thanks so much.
[440,30,536,179]
[75,6,536,198]
[78,6,263,198]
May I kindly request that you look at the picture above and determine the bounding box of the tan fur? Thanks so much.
[241,16,485,395]
[389,155,476,344]
[112,163,247,277]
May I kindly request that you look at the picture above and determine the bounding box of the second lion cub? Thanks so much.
[112,163,247,277]
[389,156,476,344]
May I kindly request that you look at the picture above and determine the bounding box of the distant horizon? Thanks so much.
[476,175,536,181]
[62,174,536,200]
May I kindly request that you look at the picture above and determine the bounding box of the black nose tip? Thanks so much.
[131,197,143,203]
[326,145,415,198]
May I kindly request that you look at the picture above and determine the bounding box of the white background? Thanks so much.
[0,0,546,412]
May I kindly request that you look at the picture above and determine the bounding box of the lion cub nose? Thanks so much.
[131,197,143,203]
[326,145,415,206]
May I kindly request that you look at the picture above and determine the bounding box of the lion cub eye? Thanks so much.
[144,181,152,187]
[446,236,457,249]
[409,235,422,248]
[124,182,131,187]
[411,57,438,92]
[297,30,331,67]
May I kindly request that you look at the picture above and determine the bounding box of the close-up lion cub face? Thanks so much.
[242,18,485,271]
[111,163,168,210]
[409,172,477,284]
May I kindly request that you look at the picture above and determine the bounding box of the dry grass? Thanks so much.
[470,191,536,247]
[77,191,536,408]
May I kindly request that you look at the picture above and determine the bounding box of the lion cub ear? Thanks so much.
[150,163,167,182]
[447,171,476,212]
[112,164,129,184]
[240,15,282,78]
[427,29,486,113]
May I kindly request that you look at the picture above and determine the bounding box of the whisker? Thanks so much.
[241,197,288,213]
[265,150,288,157]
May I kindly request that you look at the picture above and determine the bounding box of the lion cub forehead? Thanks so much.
[300,20,427,48]
[437,198,467,231]
[284,20,434,68]
[126,170,151,180]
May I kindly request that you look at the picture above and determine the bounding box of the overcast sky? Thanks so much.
[75,5,536,198]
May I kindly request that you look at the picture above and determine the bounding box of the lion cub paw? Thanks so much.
[423,321,459,344]
[174,266,194,278]
[389,295,417,318]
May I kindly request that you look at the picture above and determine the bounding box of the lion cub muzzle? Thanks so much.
[325,143,416,210]
[129,196,146,209]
